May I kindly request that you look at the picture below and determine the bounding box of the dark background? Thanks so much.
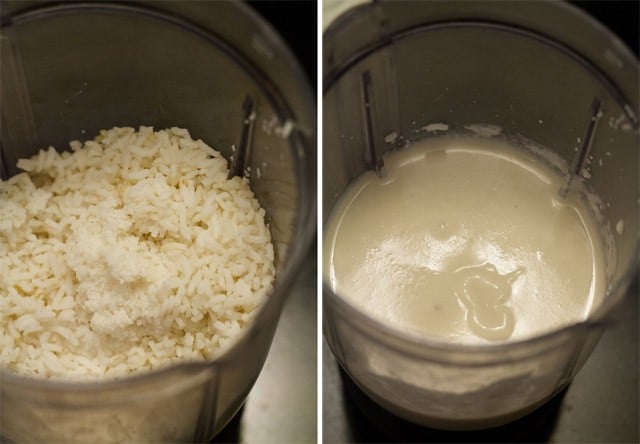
[248,0,317,89]
[571,0,639,57]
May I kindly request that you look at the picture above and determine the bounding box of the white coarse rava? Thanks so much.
[0,126,275,380]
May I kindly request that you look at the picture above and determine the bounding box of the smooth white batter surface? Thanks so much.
[324,137,606,343]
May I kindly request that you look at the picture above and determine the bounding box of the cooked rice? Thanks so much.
[0,126,275,380]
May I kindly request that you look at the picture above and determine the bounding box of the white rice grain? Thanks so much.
[0,127,275,380]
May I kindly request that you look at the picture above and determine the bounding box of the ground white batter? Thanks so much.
[324,137,606,343]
